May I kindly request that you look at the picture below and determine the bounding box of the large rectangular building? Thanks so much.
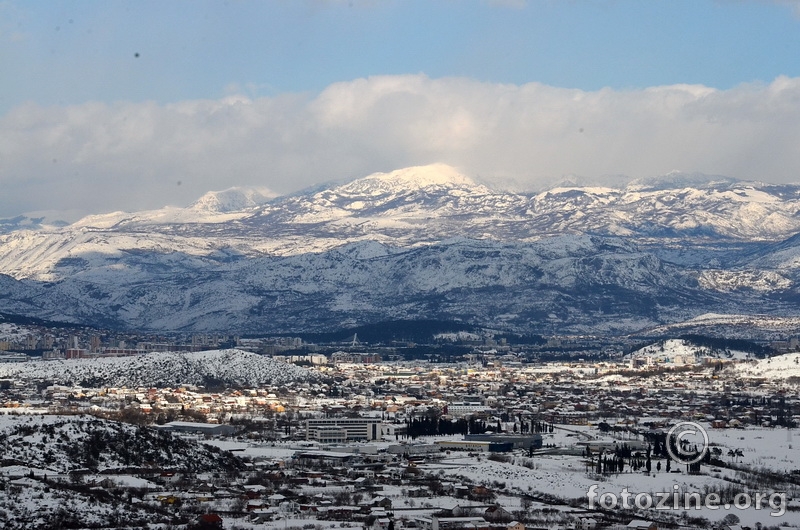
[306,418,382,442]
[444,401,491,417]
[464,433,543,450]
[155,421,237,436]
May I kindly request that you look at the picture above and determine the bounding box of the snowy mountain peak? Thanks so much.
[371,163,475,187]
[191,187,276,213]
[334,164,486,196]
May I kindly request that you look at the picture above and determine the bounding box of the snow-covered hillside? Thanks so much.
[3,164,800,333]
[0,236,742,334]
[628,339,752,365]
[0,349,317,388]
[0,414,245,529]
[735,352,800,380]
[0,414,244,473]
[642,313,800,340]
[190,186,276,213]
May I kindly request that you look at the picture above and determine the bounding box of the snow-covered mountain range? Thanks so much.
[3,164,800,334]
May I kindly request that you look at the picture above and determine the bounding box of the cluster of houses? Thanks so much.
[2,348,799,434]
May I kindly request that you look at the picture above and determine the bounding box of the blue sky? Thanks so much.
[2,0,800,217]
[4,0,800,108]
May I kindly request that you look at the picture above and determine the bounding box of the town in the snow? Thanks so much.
[1,321,800,530]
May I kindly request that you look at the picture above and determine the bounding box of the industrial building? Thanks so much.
[305,417,382,442]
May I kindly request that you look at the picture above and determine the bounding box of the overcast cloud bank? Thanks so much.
[2,74,799,218]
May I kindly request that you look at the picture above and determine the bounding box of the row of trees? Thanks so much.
[404,414,555,439]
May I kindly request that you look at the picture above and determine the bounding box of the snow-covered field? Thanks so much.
[410,425,800,528]
[207,424,800,527]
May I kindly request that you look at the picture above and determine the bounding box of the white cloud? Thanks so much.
[2,74,800,217]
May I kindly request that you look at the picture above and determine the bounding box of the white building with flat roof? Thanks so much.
[444,401,490,417]
[306,418,382,442]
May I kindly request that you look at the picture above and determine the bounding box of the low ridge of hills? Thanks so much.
[0,349,318,388]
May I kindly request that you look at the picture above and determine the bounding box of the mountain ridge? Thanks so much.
[190,186,277,212]
[3,164,800,334]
